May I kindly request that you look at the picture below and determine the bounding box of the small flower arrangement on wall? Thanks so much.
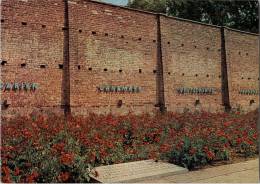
[98,85,141,93]
[0,82,39,92]
[176,87,215,95]
[239,89,258,95]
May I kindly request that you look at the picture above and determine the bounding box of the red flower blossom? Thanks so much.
[23,128,33,138]
[58,172,70,182]
[223,121,232,127]
[119,129,128,135]
[224,143,229,148]
[99,148,108,158]
[206,150,215,160]
[217,130,225,137]
[176,141,184,149]
[246,139,253,145]
[26,171,39,183]
[1,145,15,152]
[60,153,74,165]
[52,142,65,153]
[154,136,160,143]
[14,167,20,176]
[2,159,7,165]
[2,175,12,183]
[106,141,114,149]
[2,166,10,176]
[203,146,209,152]
[189,147,196,155]
[236,137,243,144]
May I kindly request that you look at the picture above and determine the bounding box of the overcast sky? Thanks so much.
[103,0,128,6]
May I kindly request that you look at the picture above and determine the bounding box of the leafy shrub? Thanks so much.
[1,118,93,183]
[1,110,258,182]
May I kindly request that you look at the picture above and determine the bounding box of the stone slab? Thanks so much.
[91,159,188,183]
[139,158,259,183]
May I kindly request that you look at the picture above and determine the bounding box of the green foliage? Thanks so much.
[165,137,215,170]
[128,0,259,33]
[128,0,167,13]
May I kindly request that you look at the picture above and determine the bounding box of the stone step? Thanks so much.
[91,160,188,183]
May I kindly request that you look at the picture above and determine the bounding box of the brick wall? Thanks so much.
[1,0,259,117]
[1,0,65,117]
[225,28,259,112]
[68,0,158,115]
[160,16,224,113]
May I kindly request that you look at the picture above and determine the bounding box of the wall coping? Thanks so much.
[73,0,260,36]
[223,26,259,36]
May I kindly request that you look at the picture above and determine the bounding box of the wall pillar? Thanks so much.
[62,0,71,117]
[156,14,166,113]
[220,26,231,112]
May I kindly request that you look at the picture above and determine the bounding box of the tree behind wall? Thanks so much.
[127,0,259,33]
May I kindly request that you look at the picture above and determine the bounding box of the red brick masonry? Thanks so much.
[1,0,259,117]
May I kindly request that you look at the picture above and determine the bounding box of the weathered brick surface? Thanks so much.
[1,0,65,117]
[1,0,259,117]
[68,0,158,115]
[225,29,259,112]
[160,16,224,113]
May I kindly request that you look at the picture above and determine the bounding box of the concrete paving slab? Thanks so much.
[140,158,259,183]
[197,169,258,183]
[91,160,188,183]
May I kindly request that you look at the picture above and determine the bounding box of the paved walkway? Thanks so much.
[139,159,259,183]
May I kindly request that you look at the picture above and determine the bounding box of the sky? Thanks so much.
[102,0,128,6]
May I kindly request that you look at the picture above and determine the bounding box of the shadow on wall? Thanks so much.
[61,0,71,116]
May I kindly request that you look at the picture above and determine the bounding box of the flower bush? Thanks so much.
[1,110,258,182]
